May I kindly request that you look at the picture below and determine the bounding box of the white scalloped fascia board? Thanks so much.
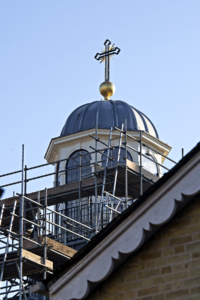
[46,151,200,300]
[44,130,171,164]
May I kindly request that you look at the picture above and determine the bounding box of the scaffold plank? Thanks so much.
[17,249,53,270]
[23,237,77,259]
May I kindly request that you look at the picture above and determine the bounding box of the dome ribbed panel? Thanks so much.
[60,100,159,139]
[110,100,119,128]
[60,103,89,136]
[130,107,145,131]
[115,101,134,130]
[80,101,99,131]
[98,101,115,129]
[140,111,159,139]
[132,107,159,138]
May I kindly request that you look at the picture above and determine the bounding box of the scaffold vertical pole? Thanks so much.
[24,165,27,195]
[4,283,7,299]
[140,131,143,196]
[95,125,98,234]
[37,191,40,243]
[114,123,124,213]
[15,261,27,300]
[0,204,5,226]
[0,200,17,287]
[125,119,128,208]
[97,127,113,230]
[19,144,24,300]
[114,123,124,196]
[182,148,184,158]
[79,150,82,225]
[24,165,27,241]
[43,188,47,300]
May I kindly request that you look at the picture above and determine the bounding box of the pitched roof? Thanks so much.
[31,142,200,299]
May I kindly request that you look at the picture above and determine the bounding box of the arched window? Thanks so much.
[143,154,158,176]
[66,150,92,184]
[102,147,133,168]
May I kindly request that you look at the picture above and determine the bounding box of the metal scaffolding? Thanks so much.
[0,124,177,299]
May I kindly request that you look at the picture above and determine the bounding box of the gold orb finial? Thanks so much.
[99,81,115,100]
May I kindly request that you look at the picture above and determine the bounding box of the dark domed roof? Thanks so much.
[61,100,159,139]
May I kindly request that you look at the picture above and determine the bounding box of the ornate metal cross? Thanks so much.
[95,39,121,82]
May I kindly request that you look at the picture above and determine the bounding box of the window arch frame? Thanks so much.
[102,146,133,169]
[65,149,92,184]
[142,152,159,176]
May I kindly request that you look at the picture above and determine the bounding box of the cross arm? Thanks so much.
[94,47,121,61]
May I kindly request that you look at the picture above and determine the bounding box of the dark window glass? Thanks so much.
[143,154,158,176]
[102,147,133,168]
[66,150,92,183]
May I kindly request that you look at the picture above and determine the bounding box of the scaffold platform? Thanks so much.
[0,126,175,299]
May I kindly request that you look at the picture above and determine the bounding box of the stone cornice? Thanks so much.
[44,151,200,300]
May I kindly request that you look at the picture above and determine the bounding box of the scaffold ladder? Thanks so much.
[97,127,113,230]
[108,123,124,220]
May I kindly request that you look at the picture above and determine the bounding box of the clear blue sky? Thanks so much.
[1,1,200,197]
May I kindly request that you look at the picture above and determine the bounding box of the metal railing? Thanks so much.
[0,122,178,299]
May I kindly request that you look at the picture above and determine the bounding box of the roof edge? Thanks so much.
[32,142,200,299]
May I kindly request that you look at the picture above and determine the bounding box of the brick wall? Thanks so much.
[87,196,200,300]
